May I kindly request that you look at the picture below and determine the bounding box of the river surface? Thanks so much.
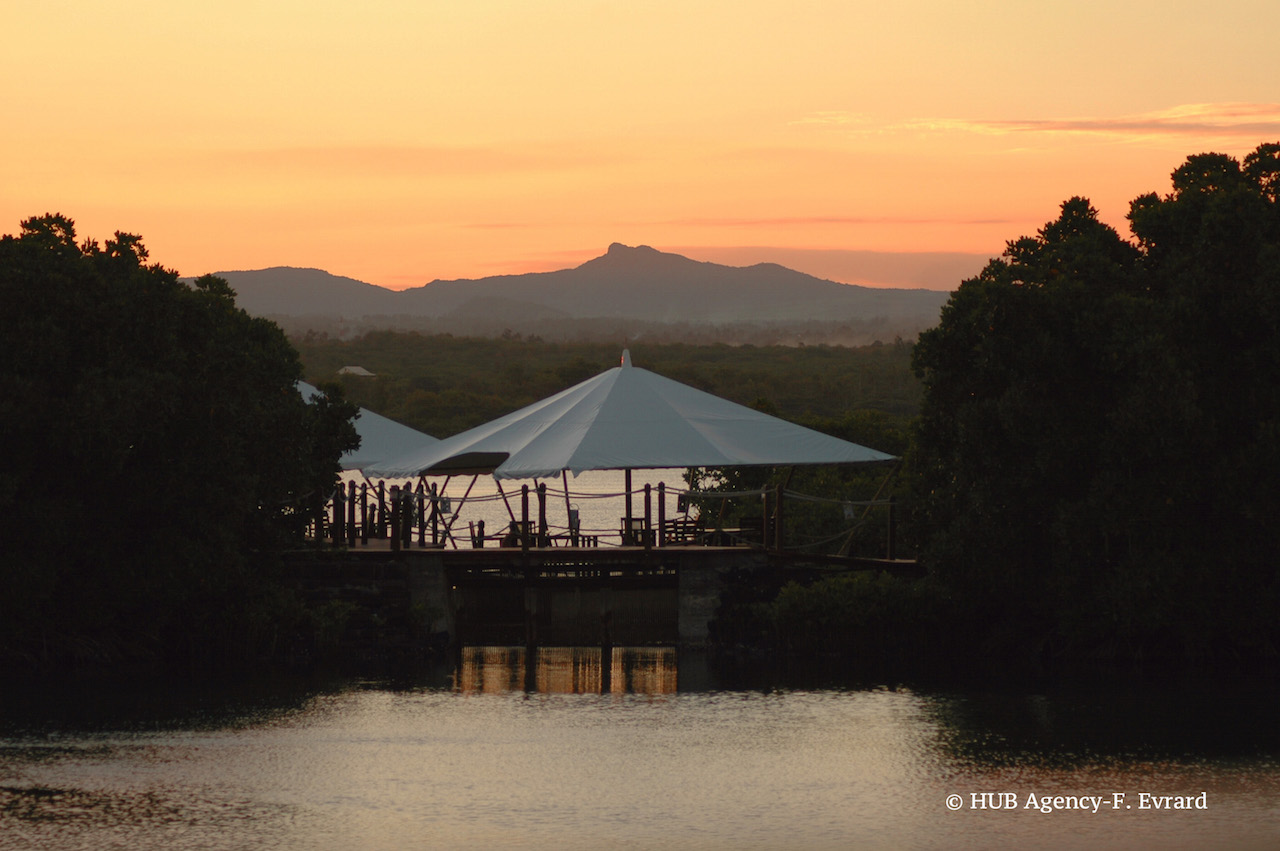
[3,650,1279,850]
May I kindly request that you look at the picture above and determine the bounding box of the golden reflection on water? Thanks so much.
[456,646,678,694]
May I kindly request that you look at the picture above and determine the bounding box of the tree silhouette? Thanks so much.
[0,214,358,669]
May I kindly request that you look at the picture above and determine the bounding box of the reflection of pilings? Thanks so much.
[523,645,537,692]
[600,645,613,694]
[524,583,538,649]
[454,645,679,695]
[600,585,612,647]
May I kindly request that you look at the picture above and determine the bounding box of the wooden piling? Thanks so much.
[331,481,345,545]
[537,482,548,545]
[376,481,387,538]
[521,484,530,551]
[657,482,666,547]
[416,481,426,548]
[347,480,357,548]
[360,482,369,545]
[643,484,652,550]
[389,485,401,552]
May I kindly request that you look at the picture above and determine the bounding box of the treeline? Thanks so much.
[294,333,921,439]
[273,313,937,349]
[10,143,1279,677]
[0,215,358,673]
[729,143,1280,672]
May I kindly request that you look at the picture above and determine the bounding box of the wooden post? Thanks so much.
[377,481,387,538]
[561,470,574,545]
[413,481,423,547]
[430,481,439,546]
[402,487,413,549]
[521,484,530,551]
[331,481,344,545]
[624,469,633,537]
[312,487,325,547]
[657,482,666,547]
[643,483,652,550]
[347,480,357,548]
[360,482,369,545]
[537,483,548,546]
[389,485,401,552]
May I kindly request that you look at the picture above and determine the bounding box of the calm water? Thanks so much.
[3,650,1279,850]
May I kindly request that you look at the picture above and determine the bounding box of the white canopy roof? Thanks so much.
[298,381,440,471]
[365,350,894,479]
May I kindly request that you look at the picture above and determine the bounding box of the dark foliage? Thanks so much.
[294,333,921,439]
[910,143,1280,663]
[0,215,358,670]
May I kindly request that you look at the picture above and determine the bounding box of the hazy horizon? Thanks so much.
[6,2,1278,290]
[218,243,987,292]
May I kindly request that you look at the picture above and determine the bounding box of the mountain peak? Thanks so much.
[606,242,658,256]
[585,243,685,272]
[216,247,953,332]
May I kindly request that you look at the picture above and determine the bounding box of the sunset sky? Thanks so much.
[6,1,1279,290]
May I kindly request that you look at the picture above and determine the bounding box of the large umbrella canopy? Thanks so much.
[365,351,894,479]
[299,381,440,471]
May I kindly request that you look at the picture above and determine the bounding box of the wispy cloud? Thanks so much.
[798,103,1280,143]
[899,103,1280,140]
[661,214,1018,228]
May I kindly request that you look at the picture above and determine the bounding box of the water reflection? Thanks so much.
[3,659,1280,850]
[456,646,678,695]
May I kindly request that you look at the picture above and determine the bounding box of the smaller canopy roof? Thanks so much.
[299,381,440,471]
[366,350,894,479]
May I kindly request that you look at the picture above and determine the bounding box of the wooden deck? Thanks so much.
[301,535,921,577]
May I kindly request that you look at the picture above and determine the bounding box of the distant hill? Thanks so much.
[214,244,955,343]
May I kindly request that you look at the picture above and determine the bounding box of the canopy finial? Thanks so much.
[621,349,632,367]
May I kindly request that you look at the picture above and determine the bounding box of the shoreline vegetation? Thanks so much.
[5,142,1280,679]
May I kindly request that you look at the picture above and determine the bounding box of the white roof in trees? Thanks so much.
[365,350,894,479]
[298,381,439,472]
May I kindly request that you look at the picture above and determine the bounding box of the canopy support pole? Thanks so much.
[838,461,900,556]
[493,477,518,524]
[562,470,576,546]
[440,474,479,549]
[624,468,633,543]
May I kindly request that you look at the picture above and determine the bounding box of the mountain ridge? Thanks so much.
[215,244,953,328]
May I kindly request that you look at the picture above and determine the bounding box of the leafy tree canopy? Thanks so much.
[0,214,358,668]
[910,144,1280,663]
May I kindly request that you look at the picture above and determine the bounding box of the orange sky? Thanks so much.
[5,1,1279,290]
